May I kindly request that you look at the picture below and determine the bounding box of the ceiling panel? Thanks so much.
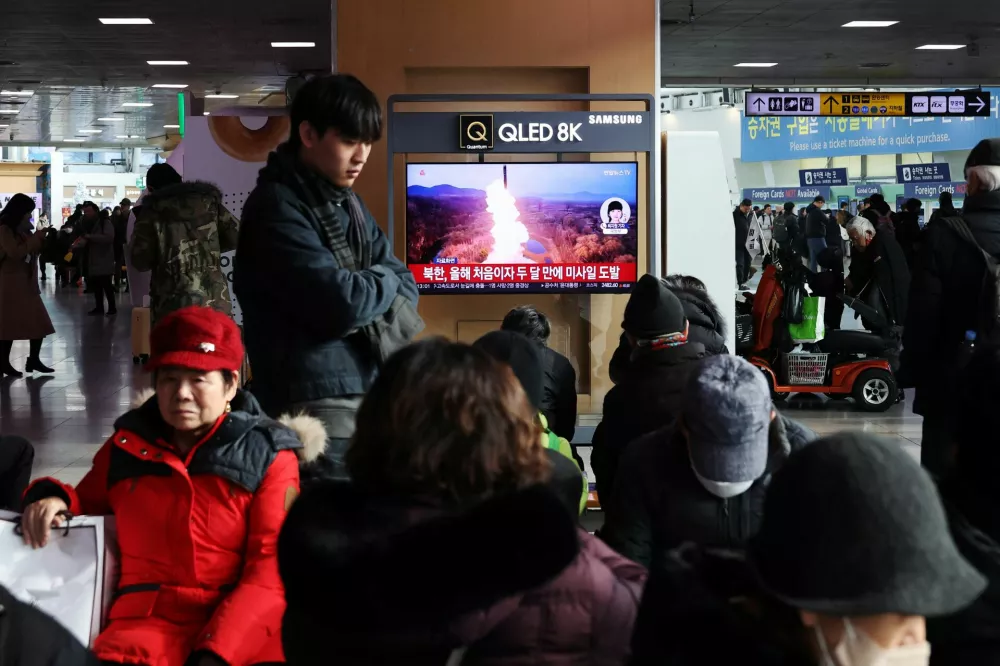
[0,0,332,146]
[661,0,1000,85]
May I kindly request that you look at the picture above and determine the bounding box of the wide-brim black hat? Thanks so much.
[748,433,985,617]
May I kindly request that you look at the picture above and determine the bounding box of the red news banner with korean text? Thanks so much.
[406,162,639,294]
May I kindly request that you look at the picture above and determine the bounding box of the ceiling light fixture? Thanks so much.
[0,110,19,114]
[203,111,210,116]
[205,93,239,99]
[99,18,153,25]
[147,60,188,66]
[152,84,188,89]
[97,117,125,122]
[78,129,103,134]
[164,124,180,129]
[842,20,898,28]
[254,86,282,92]
[0,90,32,96]
[63,139,85,143]
[271,41,316,48]
[734,62,778,67]
[122,102,153,107]
[916,44,966,50]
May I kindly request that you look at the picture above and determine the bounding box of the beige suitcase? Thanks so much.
[131,307,151,364]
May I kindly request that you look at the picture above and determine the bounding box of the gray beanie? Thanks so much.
[682,355,772,484]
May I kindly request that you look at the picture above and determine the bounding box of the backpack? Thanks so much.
[772,215,789,243]
[940,215,1000,343]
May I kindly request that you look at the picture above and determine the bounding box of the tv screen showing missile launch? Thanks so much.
[405,162,639,294]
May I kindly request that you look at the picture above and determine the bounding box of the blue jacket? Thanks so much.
[234,159,418,413]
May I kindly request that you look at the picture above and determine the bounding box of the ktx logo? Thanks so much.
[459,114,494,151]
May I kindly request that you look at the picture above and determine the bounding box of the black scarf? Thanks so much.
[263,145,424,365]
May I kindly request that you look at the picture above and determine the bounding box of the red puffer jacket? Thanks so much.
[23,389,326,666]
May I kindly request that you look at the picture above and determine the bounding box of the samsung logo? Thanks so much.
[588,114,644,125]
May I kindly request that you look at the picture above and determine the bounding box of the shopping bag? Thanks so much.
[0,512,119,647]
[788,296,826,343]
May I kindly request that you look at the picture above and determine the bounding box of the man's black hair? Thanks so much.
[783,201,795,212]
[763,204,772,210]
[290,74,382,147]
[146,163,182,191]
[940,191,953,207]
[501,306,551,344]
[82,201,99,214]
[740,198,752,207]
[840,201,849,209]
[607,200,624,213]
[813,195,825,204]
[904,198,922,213]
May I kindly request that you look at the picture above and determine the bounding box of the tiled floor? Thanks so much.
[2,272,923,489]
[1,278,144,486]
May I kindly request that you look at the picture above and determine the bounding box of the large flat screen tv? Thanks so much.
[406,162,638,294]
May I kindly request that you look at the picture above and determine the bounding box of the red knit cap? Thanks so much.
[145,306,244,373]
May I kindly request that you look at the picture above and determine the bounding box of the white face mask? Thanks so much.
[815,619,931,666]
[692,469,754,499]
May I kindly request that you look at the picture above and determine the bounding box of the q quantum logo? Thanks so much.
[459,114,494,151]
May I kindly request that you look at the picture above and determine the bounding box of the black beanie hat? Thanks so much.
[749,433,985,617]
[966,138,1000,173]
[473,330,544,411]
[622,274,688,340]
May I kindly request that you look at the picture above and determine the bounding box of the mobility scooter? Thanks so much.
[737,259,898,412]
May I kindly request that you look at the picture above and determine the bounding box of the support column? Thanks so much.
[49,149,64,225]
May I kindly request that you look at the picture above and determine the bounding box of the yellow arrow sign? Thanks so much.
[822,92,907,117]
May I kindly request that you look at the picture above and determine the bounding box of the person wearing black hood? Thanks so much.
[500,305,577,443]
[896,197,923,270]
[929,345,1000,664]
[861,192,896,235]
[629,432,986,666]
[235,73,419,483]
[591,275,711,506]
[601,355,814,568]
[734,199,752,288]
[928,190,958,227]
[474,329,588,516]
[607,274,727,386]
[901,138,1000,478]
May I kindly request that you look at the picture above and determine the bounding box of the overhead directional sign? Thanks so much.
[897,163,951,184]
[746,90,991,118]
[800,168,847,186]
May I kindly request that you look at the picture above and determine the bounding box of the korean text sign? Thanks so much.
[742,90,1000,162]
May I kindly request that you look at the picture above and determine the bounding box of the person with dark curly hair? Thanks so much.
[280,338,646,665]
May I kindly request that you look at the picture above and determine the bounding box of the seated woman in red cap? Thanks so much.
[20,305,326,666]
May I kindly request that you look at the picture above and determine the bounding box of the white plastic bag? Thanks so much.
[0,512,118,647]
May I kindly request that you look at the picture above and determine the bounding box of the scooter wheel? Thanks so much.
[760,367,789,402]
[852,369,897,412]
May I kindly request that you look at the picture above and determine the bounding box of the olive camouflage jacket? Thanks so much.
[130,181,239,324]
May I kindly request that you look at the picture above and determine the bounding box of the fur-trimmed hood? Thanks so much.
[279,484,580,662]
[130,387,325,463]
[141,180,224,210]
